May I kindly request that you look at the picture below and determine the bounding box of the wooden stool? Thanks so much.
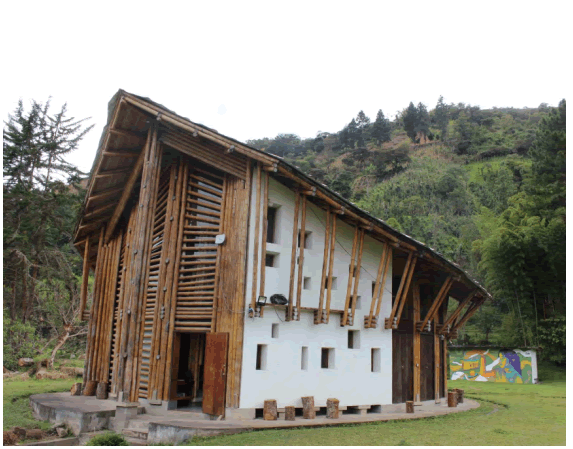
[406,401,414,413]
[263,400,277,420]
[455,389,464,404]
[326,398,339,419]
[448,391,458,407]
[302,396,316,419]
[285,406,296,421]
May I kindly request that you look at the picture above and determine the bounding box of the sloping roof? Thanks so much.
[75,89,492,301]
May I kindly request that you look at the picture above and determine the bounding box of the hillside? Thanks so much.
[247,101,565,352]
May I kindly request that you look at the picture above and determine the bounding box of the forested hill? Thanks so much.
[247,99,566,355]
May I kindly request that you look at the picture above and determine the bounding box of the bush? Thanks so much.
[86,433,129,446]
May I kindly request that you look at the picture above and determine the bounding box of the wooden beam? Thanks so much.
[324,212,337,324]
[79,237,91,320]
[287,192,300,321]
[105,148,147,243]
[393,256,417,329]
[385,252,414,329]
[295,194,307,320]
[83,202,116,221]
[373,246,392,326]
[418,276,453,332]
[109,128,146,141]
[434,317,441,403]
[103,150,140,158]
[366,243,388,328]
[95,168,132,178]
[451,296,487,333]
[439,290,477,334]
[87,186,126,205]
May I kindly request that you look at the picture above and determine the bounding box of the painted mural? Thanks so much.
[449,349,535,384]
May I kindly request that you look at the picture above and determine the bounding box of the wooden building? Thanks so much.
[75,90,491,418]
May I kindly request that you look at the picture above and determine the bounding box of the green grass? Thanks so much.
[3,378,76,431]
[186,364,565,446]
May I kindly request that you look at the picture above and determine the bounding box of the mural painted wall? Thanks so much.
[449,348,538,384]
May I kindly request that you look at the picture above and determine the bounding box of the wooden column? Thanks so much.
[443,337,449,397]
[385,252,415,329]
[259,171,269,304]
[324,213,337,324]
[122,125,162,403]
[287,192,300,321]
[79,237,91,320]
[434,317,441,403]
[440,290,477,334]
[342,226,359,326]
[417,276,452,332]
[349,229,365,326]
[295,194,307,320]
[413,281,421,405]
[316,207,330,323]
[250,163,262,316]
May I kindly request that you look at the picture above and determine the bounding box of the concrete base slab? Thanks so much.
[29,393,480,444]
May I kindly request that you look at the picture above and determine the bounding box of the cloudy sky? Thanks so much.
[2,1,568,174]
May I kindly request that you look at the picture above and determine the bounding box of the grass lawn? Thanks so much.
[186,364,565,446]
[3,377,76,431]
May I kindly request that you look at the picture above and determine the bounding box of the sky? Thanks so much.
[2,0,569,174]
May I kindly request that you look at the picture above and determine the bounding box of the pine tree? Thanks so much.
[434,95,449,140]
[403,102,418,142]
[371,109,391,144]
[355,111,370,147]
[415,102,430,142]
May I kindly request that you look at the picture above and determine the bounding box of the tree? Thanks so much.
[340,118,360,149]
[371,109,392,144]
[415,102,430,142]
[434,95,449,140]
[3,98,92,362]
[403,102,418,142]
[355,110,370,147]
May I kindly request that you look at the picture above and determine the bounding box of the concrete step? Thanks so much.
[126,418,153,430]
[123,436,147,446]
[122,428,149,440]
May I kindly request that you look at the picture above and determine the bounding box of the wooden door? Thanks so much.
[392,331,413,404]
[202,332,228,416]
[420,333,435,401]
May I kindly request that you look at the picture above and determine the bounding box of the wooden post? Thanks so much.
[434,318,441,403]
[317,207,330,322]
[440,290,477,333]
[443,337,449,397]
[263,400,278,420]
[250,163,262,316]
[413,281,421,405]
[285,406,296,421]
[70,383,82,396]
[349,229,365,325]
[406,401,414,413]
[374,247,392,326]
[394,256,417,329]
[448,390,458,407]
[326,398,339,419]
[367,243,387,328]
[287,192,300,321]
[83,380,97,396]
[295,194,307,320]
[342,226,359,326]
[324,213,337,323]
[302,396,315,419]
[418,276,452,331]
[456,389,464,404]
[385,252,413,328]
[96,382,109,400]
[259,171,269,303]
[79,237,91,320]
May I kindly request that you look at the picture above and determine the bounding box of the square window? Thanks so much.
[265,253,279,267]
[301,346,308,370]
[303,277,312,290]
[271,323,279,338]
[371,348,381,372]
[348,330,360,349]
[267,206,279,244]
[256,344,267,370]
[321,348,335,369]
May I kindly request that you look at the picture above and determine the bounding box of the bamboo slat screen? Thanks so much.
[174,166,226,332]
[109,233,126,392]
[138,167,172,399]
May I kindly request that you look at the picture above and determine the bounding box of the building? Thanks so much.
[74,90,491,419]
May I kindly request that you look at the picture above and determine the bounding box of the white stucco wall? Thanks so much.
[239,175,394,409]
